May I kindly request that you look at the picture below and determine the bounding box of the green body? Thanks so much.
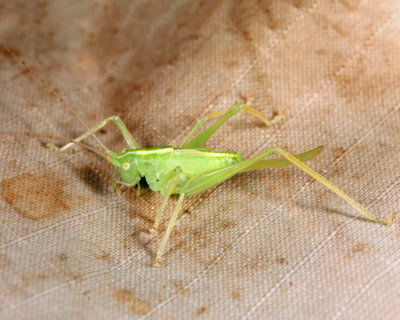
[107,145,326,198]
[109,146,242,195]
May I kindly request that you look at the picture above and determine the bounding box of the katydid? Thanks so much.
[1,44,393,267]
[46,102,393,266]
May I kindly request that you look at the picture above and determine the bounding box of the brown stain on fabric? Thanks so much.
[332,146,347,159]
[171,279,189,296]
[276,257,288,265]
[113,289,151,315]
[196,306,207,316]
[57,252,68,261]
[173,235,208,265]
[256,1,280,30]
[344,242,368,259]
[238,251,270,271]
[335,41,400,104]
[0,45,21,59]
[0,172,71,220]
[2,0,65,78]
[352,243,367,254]
[231,289,242,300]
[232,0,314,40]
[87,0,221,121]
[96,252,111,262]
[13,266,84,297]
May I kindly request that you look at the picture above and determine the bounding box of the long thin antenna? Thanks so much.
[0,130,109,161]
[0,43,109,152]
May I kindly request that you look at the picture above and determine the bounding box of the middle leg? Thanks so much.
[149,168,182,233]
[180,102,284,148]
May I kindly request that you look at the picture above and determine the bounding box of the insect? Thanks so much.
[45,101,393,266]
[2,44,393,267]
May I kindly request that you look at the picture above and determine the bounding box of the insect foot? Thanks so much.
[270,111,286,126]
[110,182,121,194]
[378,212,396,225]
[46,142,62,152]
[148,227,157,234]
[153,258,162,267]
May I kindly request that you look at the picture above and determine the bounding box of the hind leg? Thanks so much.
[268,147,393,225]
[184,147,392,224]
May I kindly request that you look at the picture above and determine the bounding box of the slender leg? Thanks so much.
[241,146,323,172]
[183,146,393,225]
[149,169,181,233]
[47,115,140,152]
[153,191,185,267]
[110,167,136,193]
[180,102,284,148]
[111,180,138,192]
[179,117,208,148]
[268,147,394,225]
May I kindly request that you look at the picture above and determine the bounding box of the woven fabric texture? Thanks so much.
[1,1,400,319]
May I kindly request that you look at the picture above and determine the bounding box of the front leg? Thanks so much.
[110,179,138,194]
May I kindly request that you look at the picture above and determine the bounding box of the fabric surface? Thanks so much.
[1,1,400,319]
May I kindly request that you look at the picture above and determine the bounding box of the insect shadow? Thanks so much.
[293,199,382,224]
[79,166,108,195]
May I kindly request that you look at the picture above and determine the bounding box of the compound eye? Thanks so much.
[122,162,130,170]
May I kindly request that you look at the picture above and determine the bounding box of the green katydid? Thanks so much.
[46,102,393,266]
[1,44,393,267]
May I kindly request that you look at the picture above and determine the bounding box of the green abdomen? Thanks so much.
[168,149,243,176]
[135,147,242,190]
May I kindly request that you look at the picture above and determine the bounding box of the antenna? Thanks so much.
[0,130,109,161]
[0,43,109,153]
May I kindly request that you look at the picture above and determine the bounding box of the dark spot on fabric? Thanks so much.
[113,289,151,315]
[196,306,207,316]
[1,172,71,220]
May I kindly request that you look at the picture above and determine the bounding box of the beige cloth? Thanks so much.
[1,1,400,319]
